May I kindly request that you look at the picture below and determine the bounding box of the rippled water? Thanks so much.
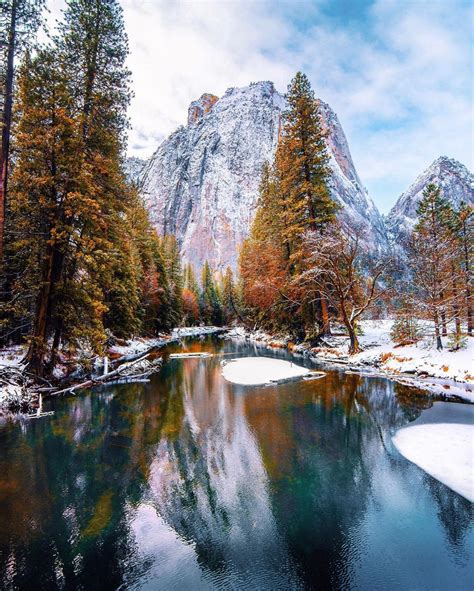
[0,337,472,590]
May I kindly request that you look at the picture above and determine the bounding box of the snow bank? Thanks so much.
[171,326,224,339]
[109,327,225,356]
[392,402,474,502]
[355,328,474,384]
[222,357,311,385]
[225,327,291,349]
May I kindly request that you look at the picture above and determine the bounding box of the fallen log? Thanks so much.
[168,352,212,359]
[110,343,166,367]
[53,352,152,396]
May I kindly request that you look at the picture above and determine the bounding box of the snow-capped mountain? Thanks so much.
[140,81,388,271]
[387,156,474,243]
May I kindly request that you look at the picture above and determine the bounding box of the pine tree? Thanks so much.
[102,196,143,340]
[150,238,175,332]
[200,261,223,326]
[56,0,131,150]
[162,235,183,327]
[409,184,458,350]
[240,73,337,338]
[276,72,337,258]
[0,0,45,263]
[183,262,200,299]
[182,262,200,325]
[221,266,237,324]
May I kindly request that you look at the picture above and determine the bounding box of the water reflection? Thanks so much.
[0,337,472,591]
[145,355,300,589]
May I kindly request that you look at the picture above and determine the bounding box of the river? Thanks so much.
[0,336,472,590]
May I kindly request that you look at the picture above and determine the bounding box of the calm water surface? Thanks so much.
[0,337,472,590]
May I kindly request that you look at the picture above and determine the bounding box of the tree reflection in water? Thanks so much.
[0,337,472,591]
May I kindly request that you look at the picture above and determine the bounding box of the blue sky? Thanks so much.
[47,0,473,214]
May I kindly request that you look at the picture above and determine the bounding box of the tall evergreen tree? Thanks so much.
[200,261,223,326]
[275,72,337,259]
[7,0,135,374]
[162,235,183,327]
[409,184,459,350]
[182,262,200,325]
[221,266,237,324]
[0,0,45,263]
[149,238,175,332]
[9,48,110,371]
[183,262,200,299]
[240,73,337,338]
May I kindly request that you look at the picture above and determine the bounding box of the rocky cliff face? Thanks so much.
[386,156,474,243]
[140,81,387,271]
[124,156,146,187]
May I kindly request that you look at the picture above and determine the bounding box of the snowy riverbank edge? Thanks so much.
[225,321,474,403]
[0,326,226,416]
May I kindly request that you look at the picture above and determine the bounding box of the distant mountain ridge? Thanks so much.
[386,156,474,243]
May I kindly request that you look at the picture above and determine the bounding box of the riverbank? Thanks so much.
[0,326,226,416]
[226,320,474,403]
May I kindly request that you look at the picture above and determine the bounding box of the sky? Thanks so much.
[45,0,473,214]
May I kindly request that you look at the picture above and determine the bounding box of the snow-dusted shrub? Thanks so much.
[390,316,421,345]
[447,332,468,351]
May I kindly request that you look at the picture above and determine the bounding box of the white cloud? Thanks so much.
[45,0,473,213]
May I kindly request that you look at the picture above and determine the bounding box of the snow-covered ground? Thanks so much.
[354,320,473,383]
[0,345,25,368]
[221,357,311,385]
[227,321,474,402]
[392,402,474,502]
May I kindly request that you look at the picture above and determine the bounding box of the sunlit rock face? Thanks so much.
[140,81,388,272]
[386,156,474,245]
[187,93,219,125]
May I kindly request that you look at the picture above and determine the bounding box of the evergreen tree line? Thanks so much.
[0,0,232,377]
[239,72,473,353]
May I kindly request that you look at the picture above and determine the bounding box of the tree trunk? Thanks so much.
[434,313,443,350]
[462,222,473,336]
[320,296,331,336]
[348,325,360,355]
[0,0,18,263]
[440,292,447,336]
[340,303,360,355]
[451,264,461,345]
[467,288,473,337]
[48,321,63,370]
[26,246,55,376]
[27,241,64,375]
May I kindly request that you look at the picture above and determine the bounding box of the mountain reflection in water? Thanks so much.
[0,337,472,591]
